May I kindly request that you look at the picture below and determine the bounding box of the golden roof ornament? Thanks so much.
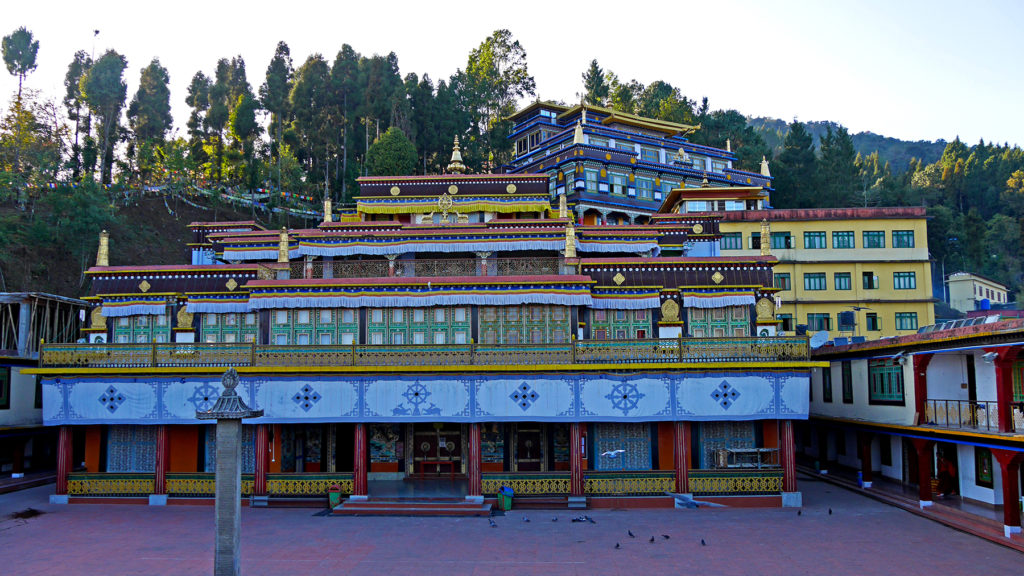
[573,121,584,145]
[96,230,110,267]
[726,139,731,152]
[446,135,467,174]
[323,196,332,224]
[760,156,771,178]
[564,223,577,259]
[701,176,710,187]
[760,218,771,257]
[558,193,568,218]
[277,227,290,263]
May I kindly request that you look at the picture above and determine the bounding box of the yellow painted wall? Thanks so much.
[720,215,934,339]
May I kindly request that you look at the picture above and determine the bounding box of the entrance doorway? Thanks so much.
[411,423,463,477]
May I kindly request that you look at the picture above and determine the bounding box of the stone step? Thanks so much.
[333,500,491,517]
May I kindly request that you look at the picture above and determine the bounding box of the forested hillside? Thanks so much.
[1,26,1022,300]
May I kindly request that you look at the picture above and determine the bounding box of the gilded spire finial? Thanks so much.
[97,230,110,267]
[277,227,290,263]
[760,156,771,178]
[760,218,771,257]
[573,121,584,145]
[564,222,577,259]
[726,139,731,152]
[558,193,568,218]
[446,135,467,174]
[323,196,332,224]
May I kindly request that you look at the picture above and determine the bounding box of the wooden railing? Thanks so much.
[41,337,810,368]
[260,256,569,280]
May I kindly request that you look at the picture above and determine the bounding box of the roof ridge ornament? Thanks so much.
[446,135,467,174]
[760,156,771,178]
[573,121,584,145]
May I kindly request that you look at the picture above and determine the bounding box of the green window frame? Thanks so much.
[841,361,853,403]
[771,232,794,249]
[822,367,833,403]
[834,272,852,291]
[862,272,879,290]
[1013,361,1024,402]
[808,313,831,331]
[720,232,742,250]
[0,367,9,409]
[803,231,827,249]
[832,231,855,249]
[868,358,905,404]
[609,173,628,195]
[614,141,635,152]
[893,272,917,290]
[775,273,792,291]
[892,230,915,248]
[804,273,827,291]
[863,231,886,248]
[588,136,609,148]
[895,312,918,331]
[637,177,654,199]
[866,313,880,331]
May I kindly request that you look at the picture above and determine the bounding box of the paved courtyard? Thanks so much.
[1,476,1020,575]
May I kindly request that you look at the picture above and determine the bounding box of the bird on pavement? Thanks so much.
[649,536,655,543]
[551,517,558,522]
[797,510,802,516]
[523,516,530,523]
[661,534,670,540]
[701,538,706,546]
[828,508,833,515]
[615,543,621,549]
[489,518,497,528]
[628,529,635,538]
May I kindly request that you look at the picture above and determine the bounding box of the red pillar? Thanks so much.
[780,420,797,493]
[55,426,72,496]
[154,425,168,495]
[911,438,935,506]
[11,437,26,477]
[992,448,1023,536]
[254,424,269,496]
[858,431,874,488]
[353,423,368,497]
[673,422,690,493]
[570,423,584,497]
[988,348,1021,433]
[467,423,482,497]
[912,353,934,424]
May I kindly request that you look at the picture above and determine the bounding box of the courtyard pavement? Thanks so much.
[1,476,1020,575]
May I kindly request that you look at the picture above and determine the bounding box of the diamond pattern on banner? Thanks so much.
[292,384,322,412]
[99,385,126,414]
[710,380,741,410]
[510,382,540,411]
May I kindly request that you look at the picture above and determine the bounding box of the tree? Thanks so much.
[79,50,127,185]
[290,54,332,192]
[205,59,232,181]
[184,71,211,176]
[260,41,293,195]
[127,59,172,142]
[581,59,608,105]
[366,127,417,176]
[229,92,262,195]
[458,29,536,164]
[63,51,91,180]
[818,125,859,207]
[2,27,39,102]
[771,120,818,208]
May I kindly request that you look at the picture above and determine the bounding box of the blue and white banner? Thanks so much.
[42,371,808,425]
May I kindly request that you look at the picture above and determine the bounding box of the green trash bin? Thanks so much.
[498,486,514,511]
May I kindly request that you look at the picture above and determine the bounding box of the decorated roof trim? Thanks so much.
[246,283,593,310]
[245,275,593,289]
[186,292,252,314]
[100,294,172,317]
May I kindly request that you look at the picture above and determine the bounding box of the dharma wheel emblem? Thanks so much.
[692,223,704,234]
[390,186,400,196]
[438,193,454,214]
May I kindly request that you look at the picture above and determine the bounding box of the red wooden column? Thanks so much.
[569,423,584,497]
[154,425,169,495]
[672,422,690,493]
[253,424,269,497]
[911,438,935,507]
[912,353,933,424]
[780,420,798,493]
[55,426,73,496]
[987,347,1021,433]
[467,423,482,497]
[353,423,368,497]
[858,431,874,488]
[991,448,1023,537]
[11,437,26,477]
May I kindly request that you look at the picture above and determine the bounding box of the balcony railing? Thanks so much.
[923,399,1013,432]
[260,257,568,280]
[40,337,810,368]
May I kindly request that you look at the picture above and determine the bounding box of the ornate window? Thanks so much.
[868,358,904,404]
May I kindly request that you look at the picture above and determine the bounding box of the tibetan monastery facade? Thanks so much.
[35,162,815,508]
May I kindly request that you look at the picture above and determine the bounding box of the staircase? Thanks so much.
[333,497,492,517]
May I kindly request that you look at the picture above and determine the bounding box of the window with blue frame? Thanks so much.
[637,178,654,199]
[640,147,659,162]
[720,233,742,250]
[610,173,628,195]
[589,136,609,148]
[585,169,599,193]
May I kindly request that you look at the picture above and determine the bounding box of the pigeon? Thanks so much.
[601,449,626,458]
[489,518,497,528]
[523,516,530,523]
[571,516,585,523]
[661,534,670,540]
[586,515,596,524]
[828,508,833,515]
[797,510,802,516]
[649,536,655,543]
[551,517,558,522]
[701,538,706,546]
[628,529,635,538]
[615,542,621,549]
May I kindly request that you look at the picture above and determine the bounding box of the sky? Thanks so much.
[3,0,1023,147]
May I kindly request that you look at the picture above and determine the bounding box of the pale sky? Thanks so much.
[3,0,1022,146]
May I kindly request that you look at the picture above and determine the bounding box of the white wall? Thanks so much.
[809,361,915,425]
[928,354,969,400]
[879,435,903,481]
[0,367,41,428]
[955,444,1001,505]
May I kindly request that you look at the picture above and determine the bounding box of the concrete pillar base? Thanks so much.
[819,469,828,475]
[567,496,588,509]
[251,496,269,508]
[49,495,69,504]
[11,473,24,479]
[782,492,803,508]
[862,481,873,489]
[919,500,933,508]
[347,495,369,502]
[464,495,484,504]
[1005,525,1021,538]
[148,494,168,506]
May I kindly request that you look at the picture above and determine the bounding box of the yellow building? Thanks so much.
[720,207,935,340]
[946,272,1008,313]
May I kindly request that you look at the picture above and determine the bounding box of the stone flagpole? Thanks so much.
[197,368,263,576]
